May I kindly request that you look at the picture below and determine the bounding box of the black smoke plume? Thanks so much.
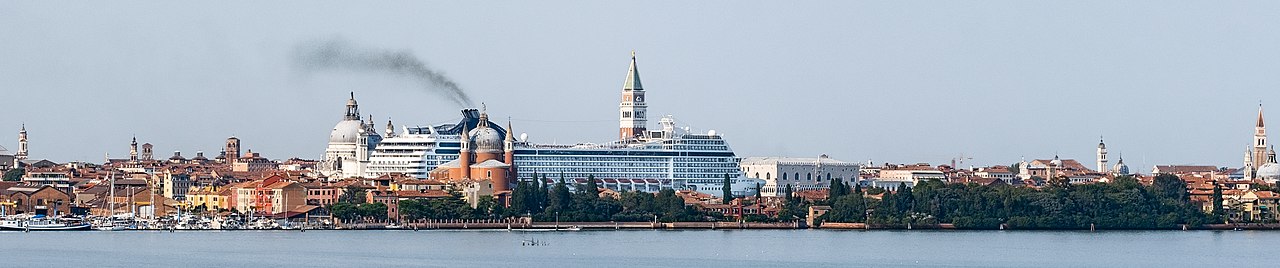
[292,37,474,107]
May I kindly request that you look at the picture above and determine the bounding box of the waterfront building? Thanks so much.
[319,93,382,180]
[301,182,341,208]
[740,155,859,197]
[1,185,73,216]
[232,174,306,215]
[186,185,229,212]
[874,164,945,190]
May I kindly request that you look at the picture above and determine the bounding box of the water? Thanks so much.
[0,229,1271,267]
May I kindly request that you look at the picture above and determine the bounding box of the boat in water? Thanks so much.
[93,213,136,231]
[0,215,91,231]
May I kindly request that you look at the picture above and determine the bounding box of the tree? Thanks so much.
[777,184,803,220]
[722,173,733,204]
[538,173,550,212]
[508,181,529,216]
[853,182,863,194]
[548,174,572,214]
[828,179,847,201]
[399,199,426,220]
[2,168,24,182]
[338,185,367,204]
[584,174,600,200]
[330,203,359,220]
[1152,174,1187,201]
[1212,182,1224,222]
[357,202,388,220]
[1009,162,1021,175]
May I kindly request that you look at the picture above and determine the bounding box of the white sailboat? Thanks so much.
[96,173,131,231]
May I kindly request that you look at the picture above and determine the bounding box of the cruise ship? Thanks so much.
[358,53,761,196]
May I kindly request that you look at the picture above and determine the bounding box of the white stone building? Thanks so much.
[740,155,859,197]
[318,93,382,179]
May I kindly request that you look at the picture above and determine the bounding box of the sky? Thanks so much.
[1,1,1278,171]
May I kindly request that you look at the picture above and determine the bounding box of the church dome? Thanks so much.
[329,120,364,144]
[1111,161,1129,175]
[470,126,504,153]
[1258,163,1280,181]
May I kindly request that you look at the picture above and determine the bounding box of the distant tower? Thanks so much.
[1244,147,1256,179]
[385,118,395,138]
[16,124,27,161]
[618,51,648,141]
[225,137,241,163]
[1254,104,1268,172]
[141,143,153,160]
[504,120,516,188]
[129,136,139,162]
[1270,145,1277,164]
[345,92,360,121]
[1096,137,1108,173]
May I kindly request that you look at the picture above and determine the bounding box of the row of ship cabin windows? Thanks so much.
[753,172,850,182]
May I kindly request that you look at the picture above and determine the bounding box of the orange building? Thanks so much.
[428,109,515,203]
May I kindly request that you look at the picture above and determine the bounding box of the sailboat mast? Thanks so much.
[109,172,115,216]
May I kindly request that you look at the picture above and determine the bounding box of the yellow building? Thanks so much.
[186,186,229,212]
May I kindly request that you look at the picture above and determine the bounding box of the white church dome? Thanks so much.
[329,120,364,144]
[469,126,504,153]
[1258,163,1280,181]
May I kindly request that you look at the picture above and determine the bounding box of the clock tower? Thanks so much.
[619,51,648,140]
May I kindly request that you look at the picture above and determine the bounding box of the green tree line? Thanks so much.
[819,174,1213,229]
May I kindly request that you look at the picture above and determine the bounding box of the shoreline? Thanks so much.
[6,222,1269,232]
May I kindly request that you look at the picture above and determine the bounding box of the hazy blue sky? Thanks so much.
[2,1,1278,170]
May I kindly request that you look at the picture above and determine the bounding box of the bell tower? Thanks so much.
[1096,137,1107,173]
[16,124,28,161]
[619,51,647,140]
[129,136,139,162]
[1254,104,1268,170]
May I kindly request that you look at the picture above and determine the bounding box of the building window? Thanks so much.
[807,173,812,181]
[766,173,771,180]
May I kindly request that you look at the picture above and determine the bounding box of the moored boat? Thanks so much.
[0,215,91,231]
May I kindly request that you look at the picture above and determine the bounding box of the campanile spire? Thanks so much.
[619,51,648,140]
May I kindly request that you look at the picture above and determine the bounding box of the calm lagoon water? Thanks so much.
[0,229,1271,267]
